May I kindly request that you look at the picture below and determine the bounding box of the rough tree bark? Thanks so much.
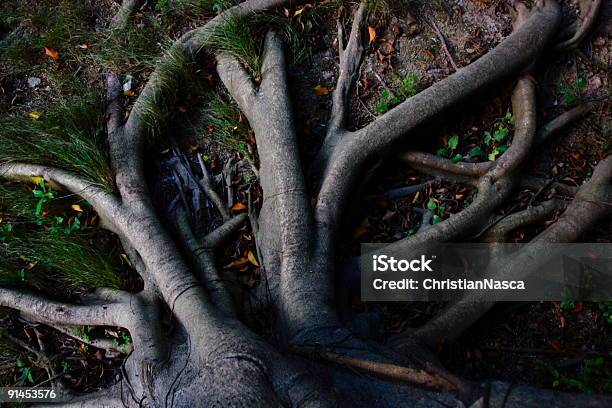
[0,0,610,407]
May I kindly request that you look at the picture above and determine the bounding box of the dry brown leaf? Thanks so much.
[44,47,60,61]
[368,26,377,44]
[247,250,259,267]
[223,257,249,269]
[230,202,247,212]
[313,85,330,96]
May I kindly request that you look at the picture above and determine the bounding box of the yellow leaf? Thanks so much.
[123,89,135,97]
[29,111,43,120]
[77,44,89,49]
[120,253,134,268]
[368,26,377,44]
[44,47,60,61]
[313,85,330,96]
[294,7,305,16]
[247,250,259,267]
[31,176,44,185]
[223,257,249,269]
[71,204,83,212]
[230,202,247,212]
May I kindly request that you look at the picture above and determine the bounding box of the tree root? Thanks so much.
[554,0,602,51]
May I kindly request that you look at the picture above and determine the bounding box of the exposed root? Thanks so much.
[174,206,246,317]
[554,0,602,51]
[291,345,457,393]
[481,198,569,242]
[404,156,612,348]
[313,0,368,172]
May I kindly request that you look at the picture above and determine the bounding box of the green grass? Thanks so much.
[138,45,202,140]
[206,13,309,80]
[1,0,165,78]
[206,15,264,79]
[0,94,115,191]
[366,0,391,19]
[0,0,91,70]
[0,181,123,290]
[156,0,229,20]
[88,14,167,75]
[199,92,252,156]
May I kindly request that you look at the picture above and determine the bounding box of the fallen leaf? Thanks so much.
[548,339,562,351]
[77,44,89,49]
[29,111,43,120]
[294,7,305,16]
[44,47,60,61]
[247,250,259,267]
[71,204,83,212]
[230,202,247,212]
[313,85,330,96]
[368,26,377,43]
[31,176,44,185]
[123,89,135,97]
[120,254,134,268]
[223,257,249,269]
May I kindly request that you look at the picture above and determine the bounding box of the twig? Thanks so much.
[290,345,457,392]
[427,18,458,71]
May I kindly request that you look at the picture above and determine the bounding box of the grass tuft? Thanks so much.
[0,95,115,191]
[206,13,309,80]
[1,181,124,290]
[206,15,263,78]
[156,0,229,20]
[366,0,391,19]
[138,45,203,140]
[199,93,252,156]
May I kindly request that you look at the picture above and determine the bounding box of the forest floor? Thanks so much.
[0,0,610,397]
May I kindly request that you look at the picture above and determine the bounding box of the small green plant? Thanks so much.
[112,332,133,354]
[0,223,13,241]
[484,111,512,161]
[560,299,575,310]
[545,357,612,394]
[598,302,612,324]
[71,326,92,343]
[32,179,55,221]
[436,134,462,162]
[16,355,34,385]
[558,76,588,105]
[376,72,421,113]
[426,198,446,225]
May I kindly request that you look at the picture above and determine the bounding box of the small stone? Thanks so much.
[27,77,41,88]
